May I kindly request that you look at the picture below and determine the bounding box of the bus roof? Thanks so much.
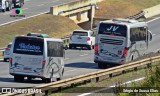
[27,33,51,38]
[15,36,63,42]
[100,18,147,27]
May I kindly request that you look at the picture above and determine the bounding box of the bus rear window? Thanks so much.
[13,37,44,55]
[98,23,127,37]
[72,31,88,36]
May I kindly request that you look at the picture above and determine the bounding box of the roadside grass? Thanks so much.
[49,61,160,96]
[96,0,160,18]
[0,55,3,59]
[0,14,81,48]
[118,64,160,96]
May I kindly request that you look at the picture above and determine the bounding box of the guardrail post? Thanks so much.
[71,83,75,88]
[109,74,112,78]
[134,67,138,71]
[147,63,151,68]
[122,70,126,74]
[44,90,49,96]
[96,77,99,82]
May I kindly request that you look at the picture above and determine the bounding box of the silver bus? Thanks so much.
[94,18,153,68]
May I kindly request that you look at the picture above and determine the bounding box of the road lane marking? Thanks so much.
[147,16,160,23]
[37,4,44,6]
[3,12,11,15]
[22,8,28,10]
[52,0,59,2]
[80,54,88,56]
[78,77,145,96]
[25,0,30,2]
[66,69,76,72]
[65,58,70,60]
[0,11,49,26]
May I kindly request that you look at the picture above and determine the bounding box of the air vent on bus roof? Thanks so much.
[112,18,138,23]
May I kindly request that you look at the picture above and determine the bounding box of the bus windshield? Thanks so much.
[13,37,44,55]
[98,23,127,37]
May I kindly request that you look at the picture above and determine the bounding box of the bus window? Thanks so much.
[98,23,127,37]
[130,27,147,42]
[47,41,63,57]
[13,37,44,55]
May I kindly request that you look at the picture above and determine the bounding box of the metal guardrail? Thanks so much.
[92,11,145,29]
[126,11,145,19]
[1,53,160,96]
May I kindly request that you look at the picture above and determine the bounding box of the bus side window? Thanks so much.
[130,27,147,42]
[47,41,63,57]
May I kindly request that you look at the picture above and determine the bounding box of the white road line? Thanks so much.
[147,16,160,23]
[22,8,28,10]
[153,34,156,36]
[52,0,59,2]
[64,58,70,60]
[37,4,44,6]
[3,12,11,15]
[25,0,30,2]
[156,49,160,52]
[80,54,88,57]
[0,11,49,26]
[78,77,145,96]
[66,69,76,72]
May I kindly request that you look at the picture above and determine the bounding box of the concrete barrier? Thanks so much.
[143,4,160,18]
[50,0,101,23]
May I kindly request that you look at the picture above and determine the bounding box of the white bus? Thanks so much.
[10,35,65,83]
[94,18,153,68]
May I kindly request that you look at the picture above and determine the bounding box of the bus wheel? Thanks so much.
[42,78,51,83]
[69,44,72,49]
[98,63,104,69]
[14,75,24,82]
[2,9,6,12]
[88,45,92,50]
[56,77,61,81]
[27,77,32,82]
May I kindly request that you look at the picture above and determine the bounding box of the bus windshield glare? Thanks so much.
[98,23,127,37]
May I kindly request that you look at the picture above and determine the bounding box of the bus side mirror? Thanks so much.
[148,30,152,41]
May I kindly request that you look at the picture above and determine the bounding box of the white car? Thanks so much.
[3,42,12,62]
[69,30,95,50]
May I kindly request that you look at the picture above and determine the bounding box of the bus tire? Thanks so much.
[2,9,6,12]
[42,78,51,83]
[4,58,7,62]
[88,45,92,50]
[98,63,104,69]
[14,75,24,82]
[27,77,32,81]
[56,77,61,81]
[69,44,72,49]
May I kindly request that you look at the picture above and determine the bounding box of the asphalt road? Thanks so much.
[0,17,160,88]
[0,49,101,88]
[0,15,160,88]
[0,0,77,25]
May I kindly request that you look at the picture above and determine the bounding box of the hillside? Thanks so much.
[0,15,81,47]
[96,0,160,18]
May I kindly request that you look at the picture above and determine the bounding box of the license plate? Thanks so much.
[24,67,32,71]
